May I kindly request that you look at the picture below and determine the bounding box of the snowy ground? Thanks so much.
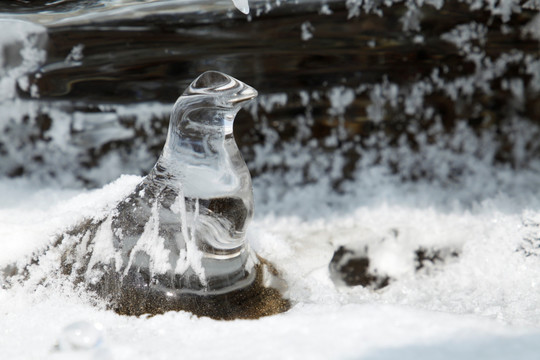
[1,165,540,359]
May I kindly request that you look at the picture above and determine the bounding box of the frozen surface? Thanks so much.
[2,162,540,358]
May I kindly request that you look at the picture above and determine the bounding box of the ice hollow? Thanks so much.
[50,71,288,319]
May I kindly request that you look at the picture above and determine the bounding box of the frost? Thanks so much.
[521,211,540,257]
[413,34,424,43]
[172,191,206,283]
[343,0,525,24]
[86,217,122,282]
[257,92,288,112]
[319,3,333,15]
[346,0,386,18]
[404,80,432,115]
[484,0,520,22]
[523,0,540,10]
[123,201,172,277]
[299,90,310,106]
[524,55,540,92]
[65,44,84,63]
[327,86,355,117]
[366,80,399,122]
[301,21,314,41]
[441,22,487,69]
[0,101,170,186]
[522,13,540,41]
[501,78,525,109]
[401,3,421,32]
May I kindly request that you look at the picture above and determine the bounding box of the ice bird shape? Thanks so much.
[105,70,258,291]
[47,71,288,318]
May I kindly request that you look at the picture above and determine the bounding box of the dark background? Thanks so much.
[1,0,539,189]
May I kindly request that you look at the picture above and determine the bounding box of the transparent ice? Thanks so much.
[57,321,103,351]
[61,71,259,299]
[232,0,250,14]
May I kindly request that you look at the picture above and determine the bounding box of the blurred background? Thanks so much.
[0,0,539,199]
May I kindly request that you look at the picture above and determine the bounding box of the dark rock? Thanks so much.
[414,247,460,272]
[329,246,390,290]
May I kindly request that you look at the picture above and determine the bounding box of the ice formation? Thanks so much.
[7,71,288,319]
[232,0,250,14]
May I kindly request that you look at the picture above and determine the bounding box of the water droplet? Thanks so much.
[58,321,103,351]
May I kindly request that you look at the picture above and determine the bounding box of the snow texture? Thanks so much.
[2,162,540,358]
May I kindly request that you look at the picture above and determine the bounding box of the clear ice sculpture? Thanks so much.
[56,71,288,318]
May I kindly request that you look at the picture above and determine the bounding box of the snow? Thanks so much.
[301,21,315,41]
[345,0,525,23]
[65,44,85,63]
[0,19,47,100]
[123,201,173,277]
[2,157,540,358]
[3,286,538,360]
[523,12,540,41]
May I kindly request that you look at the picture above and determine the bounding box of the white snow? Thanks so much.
[124,201,172,277]
[523,12,540,41]
[301,21,315,41]
[65,44,84,63]
[0,19,47,100]
[2,158,540,358]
